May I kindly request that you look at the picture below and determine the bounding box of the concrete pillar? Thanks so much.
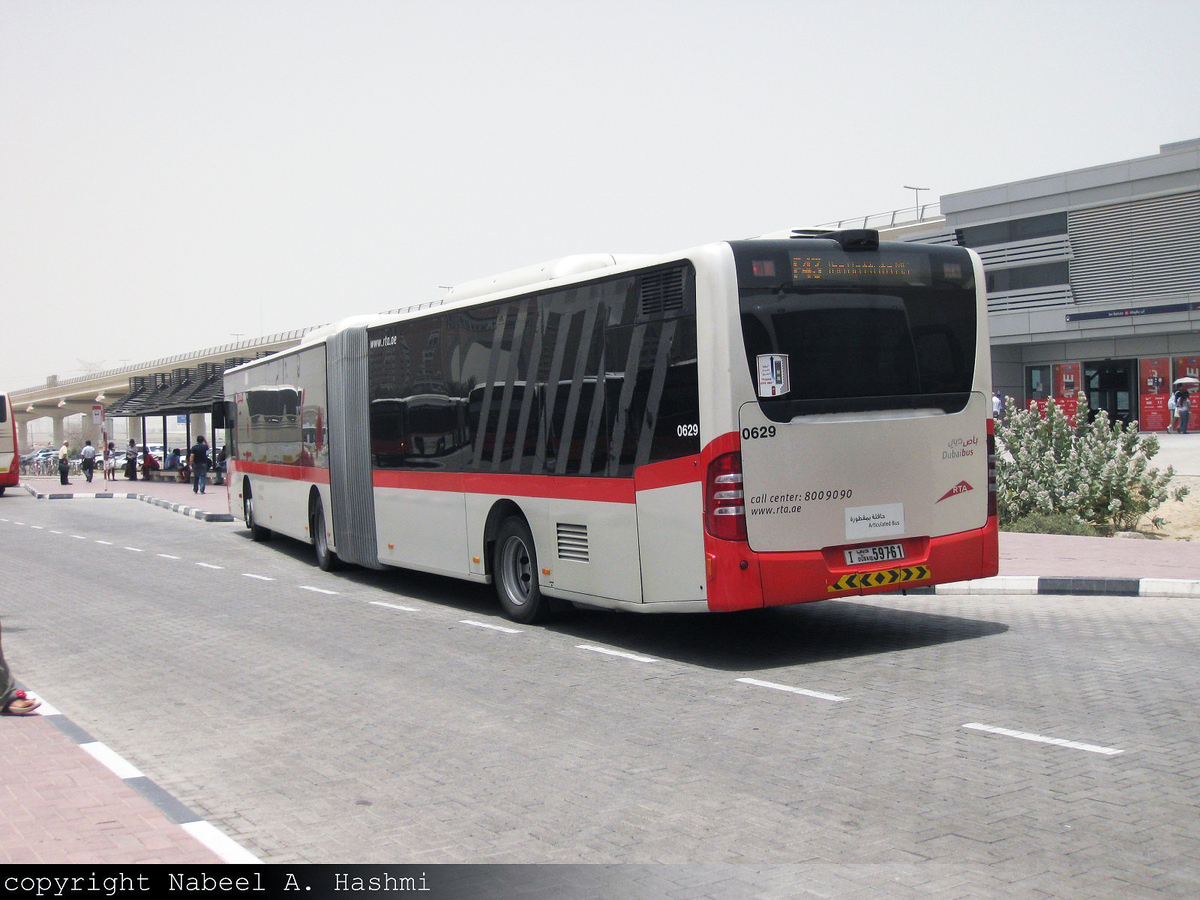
[81,410,103,449]
[52,415,65,447]
[188,412,209,443]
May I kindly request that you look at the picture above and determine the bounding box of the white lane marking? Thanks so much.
[196,563,224,570]
[576,644,656,663]
[0,518,8,522]
[30,525,44,530]
[242,573,274,581]
[460,619,523,634]
[158,553,180,559]
[371,601,418,612]
[71,535,88,540]
[96,540,113,545]
[124,546,144,552]
[181,821,263,864]
[80,742,145,779]
[14,522,25,526]
[50,530,62,534]
[736,677,849,702]
[963,723,1123,756]
[300,585,339,595]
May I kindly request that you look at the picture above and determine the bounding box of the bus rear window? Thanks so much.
[733,242,977,420]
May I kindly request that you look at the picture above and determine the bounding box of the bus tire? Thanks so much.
[493,516,549,624]
[244,482,271,542]
[311,496,338,571]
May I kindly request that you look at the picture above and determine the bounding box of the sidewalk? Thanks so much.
[19,474,233,521]
[4,477,253,864]
[5,474,1200,866]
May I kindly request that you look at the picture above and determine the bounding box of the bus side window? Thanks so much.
[607,315,699,476]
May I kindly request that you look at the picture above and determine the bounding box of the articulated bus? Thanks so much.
[221,229,998,623]
[0,394,18,496]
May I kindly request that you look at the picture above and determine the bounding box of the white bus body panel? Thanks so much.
[244,473,312,544]
[376,487,470,578]
[635,481,707,602]
[739,394,990,553]
[543,498,641,603]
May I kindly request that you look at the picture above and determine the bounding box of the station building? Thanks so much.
[880,138,1200,430]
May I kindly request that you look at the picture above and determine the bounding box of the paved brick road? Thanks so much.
[1,490,1198,897]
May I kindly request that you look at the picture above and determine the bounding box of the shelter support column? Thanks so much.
[189,412,209,442]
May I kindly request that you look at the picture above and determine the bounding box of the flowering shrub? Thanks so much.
[995,393,1188,532]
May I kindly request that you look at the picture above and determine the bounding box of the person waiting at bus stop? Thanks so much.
[141,450,161,478]
[189,435,209,494]
[1175,388,1192,435]
[124,438,138,480]
[57,440,71,485]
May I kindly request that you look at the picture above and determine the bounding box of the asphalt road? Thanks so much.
[1,491,1197,896]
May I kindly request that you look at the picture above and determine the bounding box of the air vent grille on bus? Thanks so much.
[556,523,590,562]
[639,268,686,317]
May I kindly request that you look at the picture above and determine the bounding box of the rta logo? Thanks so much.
[937,481,974,503]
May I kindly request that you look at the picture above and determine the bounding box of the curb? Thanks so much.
[20,483,235,523]
[911,575,1200,599]
[17,686,261,864]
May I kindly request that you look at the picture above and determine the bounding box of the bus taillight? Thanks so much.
[706,452,746,541]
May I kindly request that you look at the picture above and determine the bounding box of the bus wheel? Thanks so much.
[311,497,338,571]
[244,483,271,542]
[494,517,548,624]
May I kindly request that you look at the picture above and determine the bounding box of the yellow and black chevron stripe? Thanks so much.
[828,565,930,593]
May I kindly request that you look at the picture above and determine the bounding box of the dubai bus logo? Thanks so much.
[937,481,974,503]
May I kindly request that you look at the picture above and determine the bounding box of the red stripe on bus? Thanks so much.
[632,454,704,491]
[234,453,708,502]
[233,461,331,484]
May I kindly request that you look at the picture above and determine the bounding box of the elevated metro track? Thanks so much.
[8,328,314,444]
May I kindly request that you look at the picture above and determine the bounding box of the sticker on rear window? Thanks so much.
[757,354,790,397]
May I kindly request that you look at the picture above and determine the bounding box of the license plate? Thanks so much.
[843,543,906,566]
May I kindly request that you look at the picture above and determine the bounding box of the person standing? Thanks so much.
[80,440,97,483]
[1177,388,1192,435]
[125,438,138,480]
[103,441,117,481]
[58,439,71,485]
[189,435,209,494]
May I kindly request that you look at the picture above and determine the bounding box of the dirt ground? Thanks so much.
[1137,474,1200,541]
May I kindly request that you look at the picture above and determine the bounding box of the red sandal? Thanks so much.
[2,689,41,716]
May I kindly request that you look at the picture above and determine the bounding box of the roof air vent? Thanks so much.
[639,268,686,318]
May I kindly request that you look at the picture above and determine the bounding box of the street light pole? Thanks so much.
[903,185,929,218]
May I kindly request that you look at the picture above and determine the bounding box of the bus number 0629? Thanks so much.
[677,424,699,437]
[741,426,777,440]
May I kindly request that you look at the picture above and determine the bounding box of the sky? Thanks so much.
[3,0,1199,394]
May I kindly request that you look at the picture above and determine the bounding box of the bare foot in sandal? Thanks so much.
[2,690,41,716]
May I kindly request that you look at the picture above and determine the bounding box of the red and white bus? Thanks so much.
[221,229,998,622]
[0,394,19,496]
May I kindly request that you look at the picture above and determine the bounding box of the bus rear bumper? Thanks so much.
[705,517,1000,612]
